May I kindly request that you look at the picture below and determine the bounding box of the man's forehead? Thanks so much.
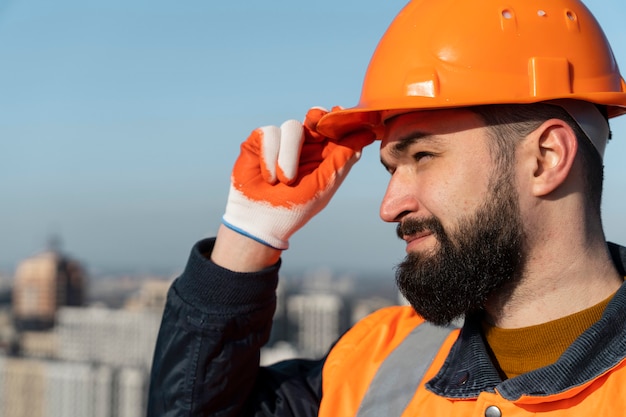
[380,108,485,147]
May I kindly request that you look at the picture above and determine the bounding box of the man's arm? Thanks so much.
[148,238,325,416]
[148,108,374,416]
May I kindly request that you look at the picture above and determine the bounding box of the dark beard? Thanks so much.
[395,176,525,326]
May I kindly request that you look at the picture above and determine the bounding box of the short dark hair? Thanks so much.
[468,103,605,216]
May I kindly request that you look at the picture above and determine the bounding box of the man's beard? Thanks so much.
[395,173,525,326]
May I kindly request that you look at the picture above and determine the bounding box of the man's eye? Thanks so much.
[413,152,433,162]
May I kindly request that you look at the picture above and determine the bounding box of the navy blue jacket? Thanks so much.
[147,239,626,416]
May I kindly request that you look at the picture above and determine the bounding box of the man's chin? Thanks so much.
[408,300,467,327]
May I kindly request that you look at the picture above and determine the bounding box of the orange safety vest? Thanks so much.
[319,305,626,416]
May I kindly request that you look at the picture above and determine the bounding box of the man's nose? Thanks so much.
[380,172,420,223]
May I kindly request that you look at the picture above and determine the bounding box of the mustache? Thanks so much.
[396,216,446,240]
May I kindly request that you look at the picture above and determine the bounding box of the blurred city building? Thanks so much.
[287,293,344,357]
[0,356,144,417]
[12,242,86,331]
[2,244,398,416]
[56,305,162,369]
[1,242,171,417]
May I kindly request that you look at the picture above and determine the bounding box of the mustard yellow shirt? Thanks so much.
[482,293,614,379]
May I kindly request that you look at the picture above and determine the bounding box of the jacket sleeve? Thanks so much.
[147,238,323,417]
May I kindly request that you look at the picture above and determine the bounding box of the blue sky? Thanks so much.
[1,0,625,276]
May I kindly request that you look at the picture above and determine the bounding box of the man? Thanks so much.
[148,0,626,415]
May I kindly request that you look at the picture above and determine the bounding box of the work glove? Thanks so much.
[222,107,375,250]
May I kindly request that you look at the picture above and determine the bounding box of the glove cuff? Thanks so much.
[223,185,298,250]
[221,218,288,250]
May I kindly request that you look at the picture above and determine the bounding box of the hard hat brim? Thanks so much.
[317,93,626,140]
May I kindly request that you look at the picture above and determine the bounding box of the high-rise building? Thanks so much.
[55,306,162,369]
[12,243,86,330]
[0,355,146,417]
[123,279,171,312]
[287,293,343,358]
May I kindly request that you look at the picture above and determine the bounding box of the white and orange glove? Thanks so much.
[222,107,375,250]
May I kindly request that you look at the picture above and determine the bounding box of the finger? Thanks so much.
[318,130,376,179]
[259,125,281,184]
[303,107,328,129]
[303,107,329,143]
[277,120,304,184]
[336,128,377,152]
[285,130,375,201]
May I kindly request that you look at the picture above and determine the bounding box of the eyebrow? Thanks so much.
[388,131,433,159]
[380,130,444,170]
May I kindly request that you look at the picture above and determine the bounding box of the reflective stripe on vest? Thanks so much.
[356,321,456,417]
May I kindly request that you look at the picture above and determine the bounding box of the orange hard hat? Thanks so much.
[316,0,626,140]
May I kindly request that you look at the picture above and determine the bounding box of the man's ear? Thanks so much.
[525,119,578,197]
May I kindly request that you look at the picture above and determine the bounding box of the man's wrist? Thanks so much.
[211,224,282,273]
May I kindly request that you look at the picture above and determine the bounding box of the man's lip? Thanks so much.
[404,231,432,244]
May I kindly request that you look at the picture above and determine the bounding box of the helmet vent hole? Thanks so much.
[537,10,546,17]
[566,10,577,21]
[502,9,513,19]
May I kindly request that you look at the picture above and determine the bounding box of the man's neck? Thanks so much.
[485,238,623,329]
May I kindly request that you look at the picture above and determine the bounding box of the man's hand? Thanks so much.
[222,107,375,250]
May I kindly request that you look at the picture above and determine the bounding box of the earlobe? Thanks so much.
[529,120,578,197]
